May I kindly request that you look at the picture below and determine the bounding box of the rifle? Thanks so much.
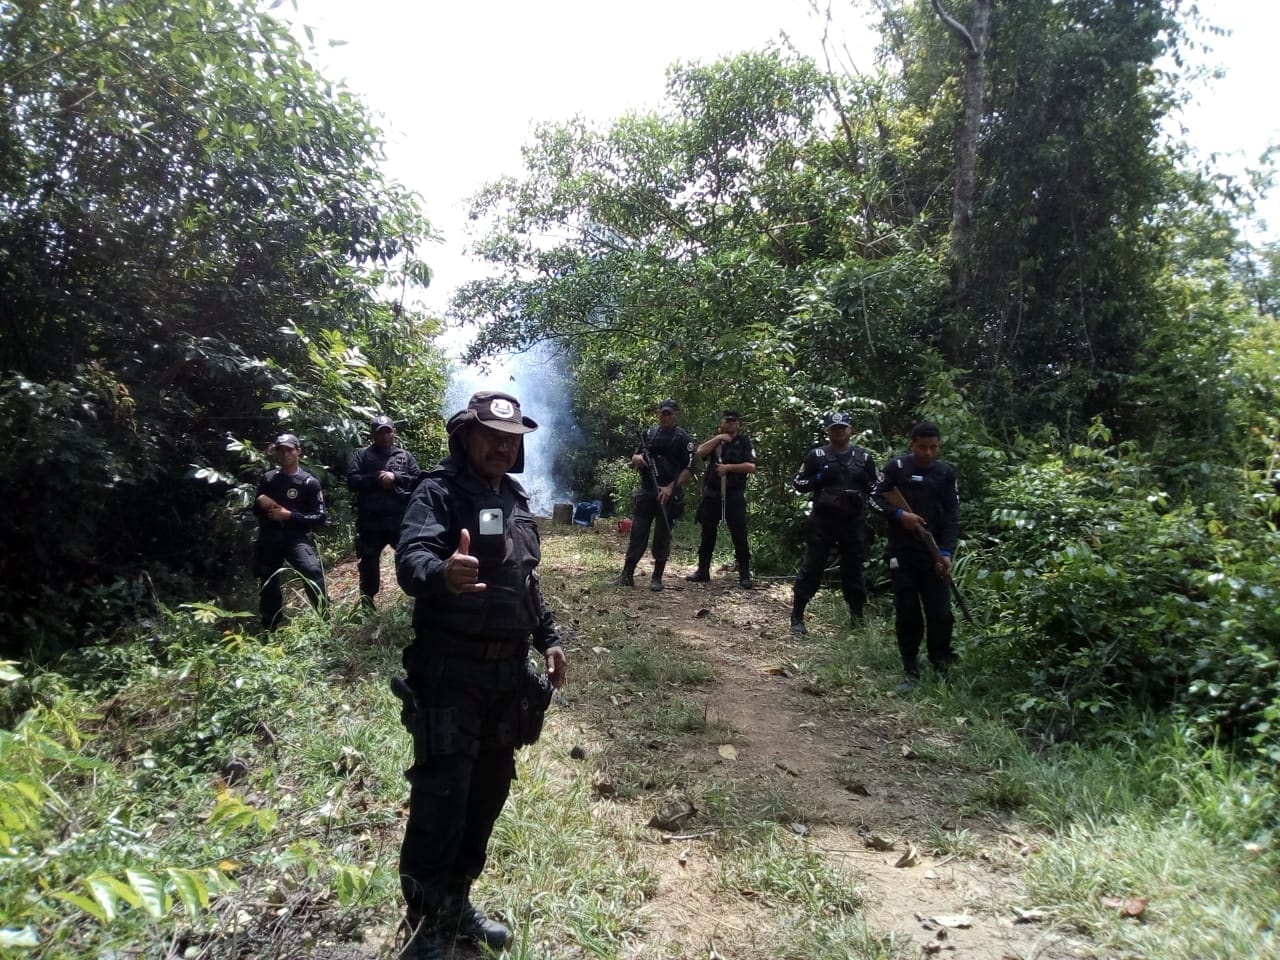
[879,486,973,623]
[637,429,671,533]
[718,441,727,525]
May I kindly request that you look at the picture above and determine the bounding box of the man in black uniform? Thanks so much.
[686,410,757,588]
[394,391,567,960]
[251,433,327,629]
[871,421,960,687]
[614,398,695,592]
[347,415,421,608]
[790,412,877,636]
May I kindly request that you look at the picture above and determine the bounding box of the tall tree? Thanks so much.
[0,0,439,654]
[930,0,992,316]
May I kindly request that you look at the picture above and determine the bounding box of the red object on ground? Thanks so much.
[618,518,632,534]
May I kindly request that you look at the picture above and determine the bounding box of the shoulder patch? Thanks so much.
[815,448,827,458]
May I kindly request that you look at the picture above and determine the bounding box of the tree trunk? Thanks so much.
[932,0,991,336]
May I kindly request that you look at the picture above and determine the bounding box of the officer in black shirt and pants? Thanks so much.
[871,421,960,686]
[251,433,327,629]
[614,398,695,592]
[790,412,878,635]
[347,415,421,608]
[686,410,757,588]
[395,391,567,960]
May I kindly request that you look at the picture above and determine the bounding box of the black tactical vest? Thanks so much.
[417,477,543,642]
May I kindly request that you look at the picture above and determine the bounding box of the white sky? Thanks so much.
[288,0,1278,312]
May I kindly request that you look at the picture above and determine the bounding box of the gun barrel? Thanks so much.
[638,429,672,532]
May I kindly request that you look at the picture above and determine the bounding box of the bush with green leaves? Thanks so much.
[968,422,1280,777]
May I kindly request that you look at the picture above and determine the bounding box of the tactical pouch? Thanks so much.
[518,664,555,746]
[816,487,861,517]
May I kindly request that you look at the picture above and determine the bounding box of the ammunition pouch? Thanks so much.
[815,487,862,517]
[667,493,684,525]
[518,663,555,746]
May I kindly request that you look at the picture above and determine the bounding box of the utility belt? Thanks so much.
[419,632,529,660]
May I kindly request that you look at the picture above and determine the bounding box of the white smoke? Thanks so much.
[444,341,580,516]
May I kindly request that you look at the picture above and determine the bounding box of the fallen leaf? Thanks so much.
[930,914,973,928]
[591,645,611,654]
[718,744,738,760]
[569,744,587,760]
[789,822,808,836]
[1101,896,1148,917]
[900,744,917,759]
[865,833,897,851]
[1014,908,1047,924]
[695,608,711,618]
[845,782,871,797]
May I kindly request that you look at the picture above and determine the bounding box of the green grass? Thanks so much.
[4,529,1279,958]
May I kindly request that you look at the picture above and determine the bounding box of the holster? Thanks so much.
[518,664,555,746]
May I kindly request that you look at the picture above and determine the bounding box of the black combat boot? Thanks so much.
[400,914,446,960]
[440,883,511,949]
[738,561,752,589]
[612,565,635,587]
[685,568,710,582]
[650,559,666,592]
[790,597,807,636]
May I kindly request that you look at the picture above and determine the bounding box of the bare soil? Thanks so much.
[537,524,1088,960]
[317,525,1091,960]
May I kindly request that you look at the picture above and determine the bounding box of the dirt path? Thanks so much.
[323,529,1084,959]
[558,526,1083,960]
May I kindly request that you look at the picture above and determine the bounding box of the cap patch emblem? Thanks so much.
[490,398,515,419]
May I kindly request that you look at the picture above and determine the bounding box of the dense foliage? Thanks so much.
[0,0,446,655]
[451,0,1280,764]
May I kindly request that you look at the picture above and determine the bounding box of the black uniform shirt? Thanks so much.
[395,457,560,651]
[871,455,959,556]
[347,444,422,527]
[701,433,756,496]
[635,426,696,491]
[793,444,877,512]
[253,467,326,539]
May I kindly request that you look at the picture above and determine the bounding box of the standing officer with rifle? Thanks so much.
[871,421,961,689]
[613,398,695,592]
[686,409,756,588]
[393,391,566,960]
[790,412,878,635]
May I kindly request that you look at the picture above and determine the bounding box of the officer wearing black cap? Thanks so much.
[686,410,757,587]
[251,433,328,629]
[789,412,877,635]
[614,398,695,592]
[347,415,421,608]
[394,391,566,960]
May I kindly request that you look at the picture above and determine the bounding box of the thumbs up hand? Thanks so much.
[444,528,486,593]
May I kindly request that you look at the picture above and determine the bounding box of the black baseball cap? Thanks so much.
[658,398,679,412]
[274,433,300,449]
[823,412,852,429]
[371,415,394,432]
[721,410,740,420]
[447,391,538,436]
